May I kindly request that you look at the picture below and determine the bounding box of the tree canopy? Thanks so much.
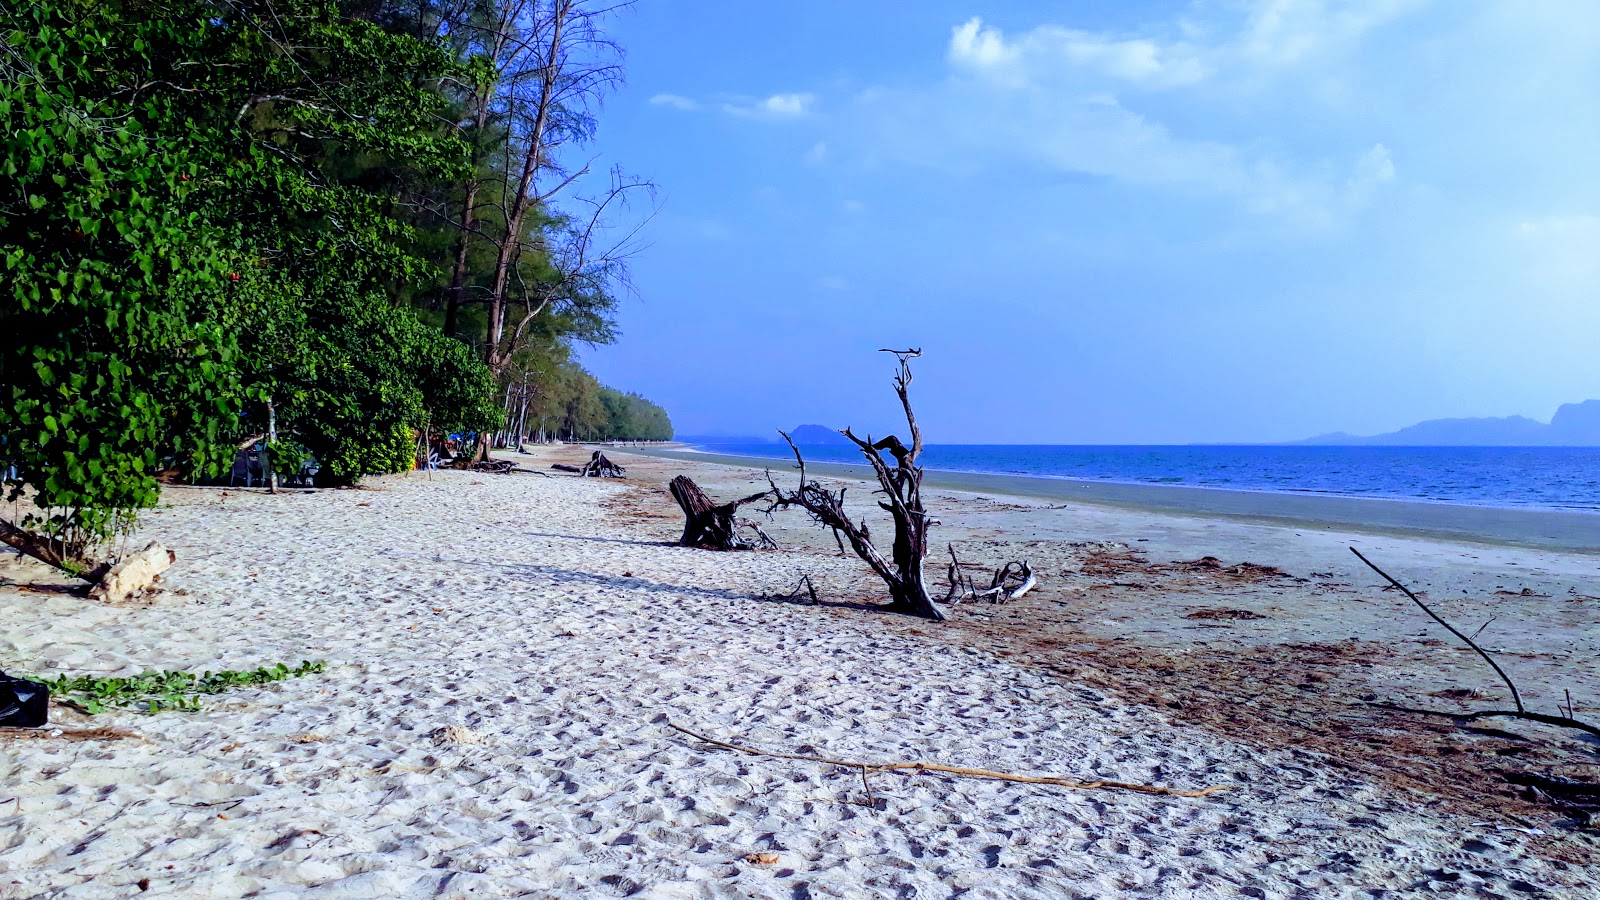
[1,0,669,572]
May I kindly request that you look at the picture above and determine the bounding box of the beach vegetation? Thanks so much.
[45,660,326,714]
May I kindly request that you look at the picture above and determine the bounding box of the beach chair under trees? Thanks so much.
[228,452,254,487]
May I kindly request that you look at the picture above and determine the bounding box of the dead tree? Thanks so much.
[944,545,1037,604]
[766,349,946,621]
[0,520,173,604]
[668,476,775,550]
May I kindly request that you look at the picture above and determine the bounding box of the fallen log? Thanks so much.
[669,476,775,550]
[0,518,113,582]
[86,541,174,604]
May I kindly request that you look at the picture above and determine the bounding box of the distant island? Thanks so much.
[785,424,852,445]
[1297,400,1600,446]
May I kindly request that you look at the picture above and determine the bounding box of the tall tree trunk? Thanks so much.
[442,182,479,338]
[486,0,568,375]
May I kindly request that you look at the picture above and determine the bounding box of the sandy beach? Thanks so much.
[2,445,1597,898]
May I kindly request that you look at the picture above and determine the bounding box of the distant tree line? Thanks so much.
[0,1,668,573]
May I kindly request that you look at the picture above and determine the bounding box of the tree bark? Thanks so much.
[486,1,568,376]
[669,476,773,550]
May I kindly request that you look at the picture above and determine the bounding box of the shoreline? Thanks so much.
[4,447,1596,896]
[624,445,1600,552]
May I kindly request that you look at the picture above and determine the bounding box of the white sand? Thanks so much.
[1,454,1595,898]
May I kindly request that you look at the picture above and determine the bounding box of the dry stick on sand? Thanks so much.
[1349,547,1600,739]
[666,721,1231,799]
[943,544,1037,605]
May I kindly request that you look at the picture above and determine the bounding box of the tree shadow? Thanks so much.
[498,562,886,613]
[522,531,677,549]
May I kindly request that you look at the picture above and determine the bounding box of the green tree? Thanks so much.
[0,0,504,577]
[0,2,237,576]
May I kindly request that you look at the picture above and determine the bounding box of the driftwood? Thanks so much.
[944,545,1037,605]
[86,541,174,604]
[668,476,775,550]
[666,720,1230,799]
[1504,772,1600,825]
[783,573,820,605]
[1350,547,1600,739]
[553,450,625,477]
[765,349,946,621]
[469,459,516,474]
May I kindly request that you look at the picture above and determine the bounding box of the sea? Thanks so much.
[679,443,1600,512]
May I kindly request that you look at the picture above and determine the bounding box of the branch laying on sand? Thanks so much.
[665,721,1231,798]
[944,544,1037,605]
[0,725,141,742]
[1350,547,1600,739]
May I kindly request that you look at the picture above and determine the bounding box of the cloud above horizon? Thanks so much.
[652,90,816,120]
[589,0,1600,442]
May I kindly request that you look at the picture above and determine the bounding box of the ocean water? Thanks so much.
[683,443,1600,511]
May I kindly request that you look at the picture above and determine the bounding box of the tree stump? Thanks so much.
[551,451,625,476]
[580,451,625,477]
[669,476,775,550]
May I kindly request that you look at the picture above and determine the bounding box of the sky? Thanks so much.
[572,0,1600,444]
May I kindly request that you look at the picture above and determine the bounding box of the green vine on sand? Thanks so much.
[44,661,325,715]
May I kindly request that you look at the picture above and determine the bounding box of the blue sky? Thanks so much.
[575,0,1600,443]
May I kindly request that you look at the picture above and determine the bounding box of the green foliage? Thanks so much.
[45,660,326,714]
[597,387,673,441]
[1,0,508,546]
[1,0,662,566]
[0,2,238,552]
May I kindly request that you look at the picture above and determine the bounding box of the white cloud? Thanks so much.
[805,141,829,165]
[949,17,1208,89]
[945,2,1423,92]
[1237,0,1427,68]
[1344,142,1397,204]
[725,92,816,119]
[649,93,698,111]
[949,17,1019,71]
[854,80,1331,223]
[847,3,1437,223]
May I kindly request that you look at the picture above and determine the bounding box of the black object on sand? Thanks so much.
[0,670,48,727]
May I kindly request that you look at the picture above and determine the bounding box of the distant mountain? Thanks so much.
[786,424,851,445]
[1297,400,1600,446]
